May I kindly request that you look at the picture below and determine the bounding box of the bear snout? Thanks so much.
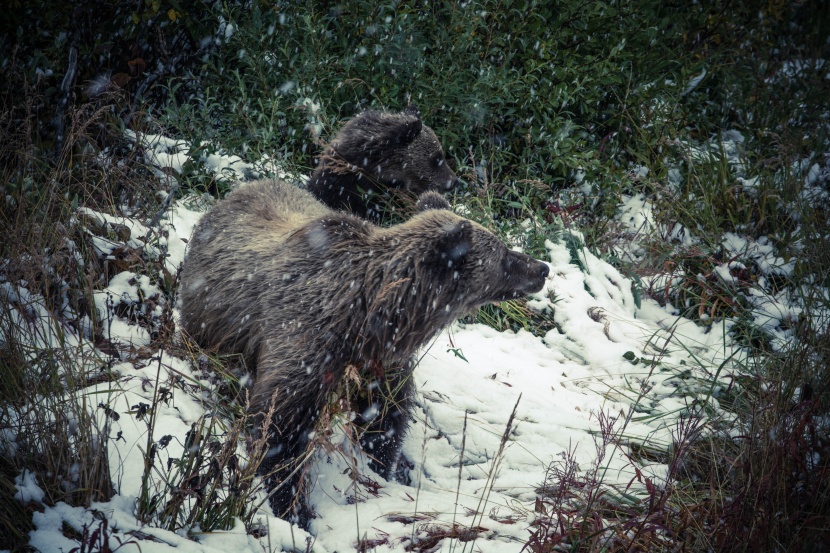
[502,252,550,295]
[524,259,550,294]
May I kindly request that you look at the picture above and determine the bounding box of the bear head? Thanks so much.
[404,205,551,311]
[295,192,550,361]
[333,105,458,194]
[308,106,459,221]
[340,198,551,352]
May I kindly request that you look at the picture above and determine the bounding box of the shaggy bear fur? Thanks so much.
[179,179,549,528]
[306,105,458,221]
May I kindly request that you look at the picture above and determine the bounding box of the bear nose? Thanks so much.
[539,263,550,279]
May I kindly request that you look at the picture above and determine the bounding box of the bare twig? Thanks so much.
[54,22,79,160]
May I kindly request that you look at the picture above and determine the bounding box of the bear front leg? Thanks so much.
[356,374,415,481]
[256,410,316,528]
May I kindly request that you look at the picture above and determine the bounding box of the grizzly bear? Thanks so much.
[179,179,549,528]
[305,105,459,221]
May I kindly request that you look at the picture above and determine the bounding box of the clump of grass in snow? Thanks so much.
[0,55,273,546]
[64,515,140,553]
[0,63,157,545]
[133,349,269,534]
[526,412,710,552]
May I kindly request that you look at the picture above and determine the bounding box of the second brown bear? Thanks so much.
[306,105,458,221]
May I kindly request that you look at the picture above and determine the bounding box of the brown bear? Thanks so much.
[179,179,549,528]
[305,105,459,221]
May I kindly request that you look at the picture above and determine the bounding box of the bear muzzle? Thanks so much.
[499,252,550,298]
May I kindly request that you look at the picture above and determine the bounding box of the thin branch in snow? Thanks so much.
[147,179,180,229]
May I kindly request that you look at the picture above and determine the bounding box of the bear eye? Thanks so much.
[435,157,444,167]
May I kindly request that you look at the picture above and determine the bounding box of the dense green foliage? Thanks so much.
[4,0,827,233]
[164,0,692,192]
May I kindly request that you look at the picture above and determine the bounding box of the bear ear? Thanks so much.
[435,220,472,268]
[403,104,421,118]
[398,106,423,144]
[416,191,451,212]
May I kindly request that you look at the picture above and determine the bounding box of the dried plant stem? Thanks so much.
[449,410,468,553]
[463,394,521,553]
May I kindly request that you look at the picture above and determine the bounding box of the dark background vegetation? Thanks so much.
[3,0,829,252]
[2,0,829,551]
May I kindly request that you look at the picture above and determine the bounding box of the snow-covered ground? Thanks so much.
[4,131,825,552]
